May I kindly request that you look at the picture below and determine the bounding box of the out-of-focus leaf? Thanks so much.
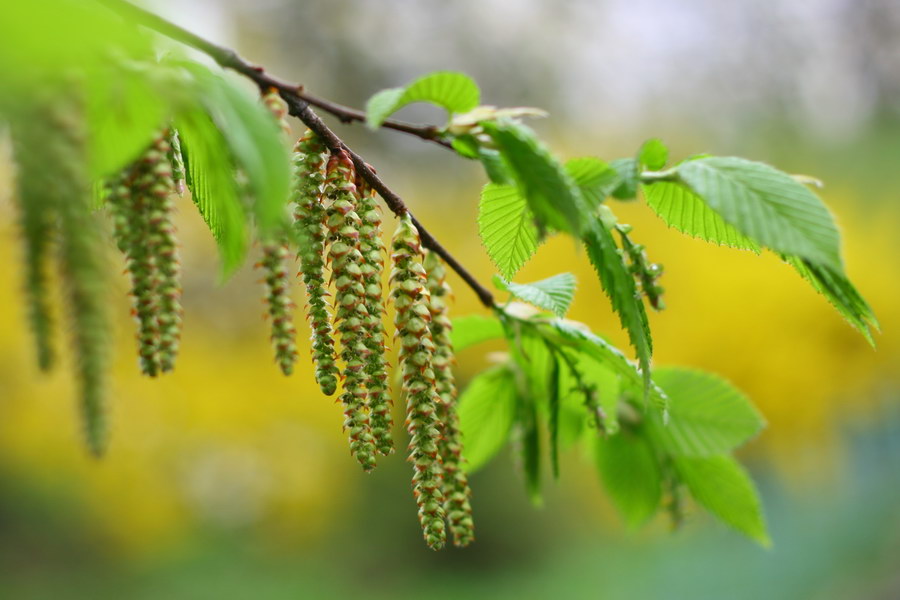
[647,368,764,456]
[450,315,505,351]
[565,157,618,207]
[458,366,519,472]
[365,71,480,129]
[639,138,668,170]
[594,432,662,527]
[674,455,770,546]
[783,255,878,346]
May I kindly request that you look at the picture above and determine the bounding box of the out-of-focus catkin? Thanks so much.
[392,216,446,550]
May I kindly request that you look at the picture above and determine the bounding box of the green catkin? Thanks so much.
[50,99,110,456]
[167,129,186,196]
[260,241,298,375]
[107,133,183,376]
[391,216,446,550]
[10,115,58,372]
[144,134,183,372]
[293,131,340,396]
[258,89,299,376]
[324,150,377,472]
[356,175,394,456]
[424,250,475,547]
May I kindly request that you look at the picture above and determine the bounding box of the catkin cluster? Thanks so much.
[106,131,183,375]
[391,216,447,550]
[424,250,475,547]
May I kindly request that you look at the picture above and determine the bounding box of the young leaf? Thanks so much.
[565,157,617,208]
[610,158,640,200]
[583,223,653,394]
[674,455,770,546]
[647,368,765,457]
[458,366,520,472]
[499,273,577,318]
[642,181,760,252]
[478,183,540,279]
[783,255,878,345]
[451,314,505,351]
[365,71,480,129]
[594,432,662,527]
[677,157,842,271]
[482,121,586,236]
[175,109,248,276]
[638,138,668,170]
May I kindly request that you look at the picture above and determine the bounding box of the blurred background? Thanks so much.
[2,0,900,597]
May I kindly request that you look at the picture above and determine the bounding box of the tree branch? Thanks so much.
[97,0,495,308]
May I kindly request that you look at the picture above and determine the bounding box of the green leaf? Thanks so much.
[85,61,168,178]
[610,158,640,200]
[478,183,540,279]
[783,255,878,345]
[458,366,520,472]
[482,121,586,236]
[643,181,760,252]
[583,223,653,395]
[639,138,668,170]
[674,455,770,546]
[565,157,618,208]
[500,273,577,318]
[450,134,480,159]
[175,109,248,276]
[538,319,667,413]
[647,368,765,457]
[594,432,662,527]
[180,64,291,239]
[450,314,505,351]
[365,71,480,129]
[677,157,842,270]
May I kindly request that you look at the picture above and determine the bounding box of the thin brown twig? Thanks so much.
[97,0,494,308]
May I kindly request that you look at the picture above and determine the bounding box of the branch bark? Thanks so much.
[96,0,494,308]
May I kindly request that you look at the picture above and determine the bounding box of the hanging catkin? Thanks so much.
[10,108,59,373]
[325,150,377,472]
[293,131,340,395]
[50,97,110,456]
[107,132,183,375]
[391,215,446,550]
[424,249,474,547]
[145,134,183,372]
[356,174,394,456]
[259,89,299,376]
